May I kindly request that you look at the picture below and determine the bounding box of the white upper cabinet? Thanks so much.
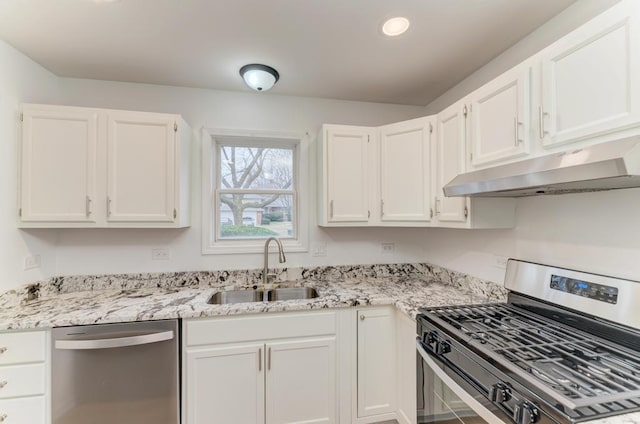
[107,111,176,223]
[318,125,373,226]
[18,104,191,228]
[469,66,531,167]
[379,117,433,223]
[20,105,98,222]
[540,0,640,147]
[435,101,468,224]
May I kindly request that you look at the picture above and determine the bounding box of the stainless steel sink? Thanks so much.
[207,287,319,304]
[207,290,265,304]
[267,287,319,301]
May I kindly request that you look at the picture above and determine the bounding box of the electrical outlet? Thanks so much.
[24,254,41,270]
[311,243,327,257]
[381,243,395,255]
[151,248,171,261]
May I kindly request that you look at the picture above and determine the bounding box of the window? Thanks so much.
[202,129,308,254]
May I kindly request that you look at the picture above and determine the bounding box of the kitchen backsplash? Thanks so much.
[15,262,508,303]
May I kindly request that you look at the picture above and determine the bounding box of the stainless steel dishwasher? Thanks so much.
[52,320,179,424]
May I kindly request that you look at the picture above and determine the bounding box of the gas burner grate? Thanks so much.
[425,304,640,410]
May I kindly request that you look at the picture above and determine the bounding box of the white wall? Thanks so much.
[53,78,429,276]
[0,40,61,290]
[421,0,640,284]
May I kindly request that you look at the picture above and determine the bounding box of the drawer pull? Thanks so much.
[0,413,7,422]
[0,381,7,389]
[0,348,7,354]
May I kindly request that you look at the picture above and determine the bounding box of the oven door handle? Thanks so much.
[416,338,507,424]
[55,330,174,350]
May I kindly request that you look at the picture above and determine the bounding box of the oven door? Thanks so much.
[417,338,506,424]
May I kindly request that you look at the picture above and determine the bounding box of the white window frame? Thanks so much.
[202,128,309,254]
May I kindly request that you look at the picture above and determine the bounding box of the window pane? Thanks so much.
[219,146,294,190]
[218,193,294,239]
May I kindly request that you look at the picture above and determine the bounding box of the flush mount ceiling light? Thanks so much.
[239,64,280,92]
[382,17,410,36]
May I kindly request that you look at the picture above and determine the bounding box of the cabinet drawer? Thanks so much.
[0,396,46,424]
[185,311,336,346]
[0,364,46,399]
[0,332,46,365]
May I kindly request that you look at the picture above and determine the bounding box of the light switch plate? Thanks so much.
[311,243,327,257]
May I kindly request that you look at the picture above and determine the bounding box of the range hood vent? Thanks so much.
[443,137,640,197]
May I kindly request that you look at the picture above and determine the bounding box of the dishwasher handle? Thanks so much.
[55,330,174,350]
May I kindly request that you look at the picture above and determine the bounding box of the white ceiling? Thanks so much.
[0,0,576,106]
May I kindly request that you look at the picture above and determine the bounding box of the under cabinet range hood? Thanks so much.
[443,137,640,197]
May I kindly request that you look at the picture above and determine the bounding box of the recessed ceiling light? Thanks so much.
[382,17,410,37]
[239,64,280,92]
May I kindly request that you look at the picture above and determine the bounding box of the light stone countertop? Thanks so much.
[0,275,500,330]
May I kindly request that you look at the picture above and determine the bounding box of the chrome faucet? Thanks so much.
[263,237,286,300]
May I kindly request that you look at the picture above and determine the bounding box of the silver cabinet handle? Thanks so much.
[55,330,173,350]
[513,117,524,146]
[329,200,334,219]
[0,347,7,354]
[258,348,262,371]
[267,347,271,370]
[434,197,440,216]
[85,196,92,216]
[380,200,385,217]
[538,106,548,140]
[107,196,112,217]
[0,413,7,422]
[360,314,365,321]
[0,381,7,389]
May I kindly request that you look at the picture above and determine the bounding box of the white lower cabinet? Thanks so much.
[0,330,50,424]
[183,312,338,424]
[183,308,420,424]
[185,344,265,424]
[266,338,336,424]
[356,307,396,422]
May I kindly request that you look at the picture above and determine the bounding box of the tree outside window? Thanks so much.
[216,143,296,239]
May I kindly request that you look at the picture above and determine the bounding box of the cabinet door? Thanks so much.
[470,66,531,167]
[379,118,432,222]
[325,127,370,223]
[20,106,98,222]
[184,344,265,424]
[435,102,467,223]
[541,0,640,147]
[357,308,396,418]
[107,111,176,222]
[266,337,336,424]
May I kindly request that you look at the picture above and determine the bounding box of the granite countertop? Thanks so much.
[0,274,501,330]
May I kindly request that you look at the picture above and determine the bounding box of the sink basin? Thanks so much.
[207,290,265,304]
[267,287,319,301]
[207,287,319,304]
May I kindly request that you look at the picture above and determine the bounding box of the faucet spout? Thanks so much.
[263,237,287,289]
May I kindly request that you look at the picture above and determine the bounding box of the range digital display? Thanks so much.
[550,274,618,304]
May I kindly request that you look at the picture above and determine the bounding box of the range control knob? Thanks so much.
[513,401,540,424]
[426,331,438,345]
[435,340,451,355]
[490,383,512,403]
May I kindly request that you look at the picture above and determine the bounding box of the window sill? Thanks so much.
[202,239,308,255]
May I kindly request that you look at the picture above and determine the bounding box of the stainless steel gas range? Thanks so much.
[416,259,640,424]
